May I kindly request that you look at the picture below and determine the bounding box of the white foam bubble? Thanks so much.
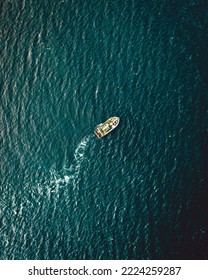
[64,175,70,182]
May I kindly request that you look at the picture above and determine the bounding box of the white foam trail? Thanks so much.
[35,135,93,197]
[64,175,70,183]
[63,135,93,194]
[47,135,93,191]
[74,135,92,160]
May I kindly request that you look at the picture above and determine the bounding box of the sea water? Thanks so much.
[0,0,208,259]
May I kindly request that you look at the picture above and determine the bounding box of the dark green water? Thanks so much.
[0,0,208,259]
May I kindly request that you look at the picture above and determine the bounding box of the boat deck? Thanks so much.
[94,117,119,138]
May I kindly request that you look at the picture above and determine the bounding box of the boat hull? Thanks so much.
[94,117,120,138]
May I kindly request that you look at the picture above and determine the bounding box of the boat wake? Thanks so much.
[74,135,93,162]
[48,135,93,191]
[63,135,93,183]
[0,135,94,255]
[20,134,95,207]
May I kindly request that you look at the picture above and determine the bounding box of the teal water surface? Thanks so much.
[0,0,208,259]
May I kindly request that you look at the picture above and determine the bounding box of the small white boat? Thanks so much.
[94,117,120,138]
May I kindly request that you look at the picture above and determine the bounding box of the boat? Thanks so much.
[94,117,120,138]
